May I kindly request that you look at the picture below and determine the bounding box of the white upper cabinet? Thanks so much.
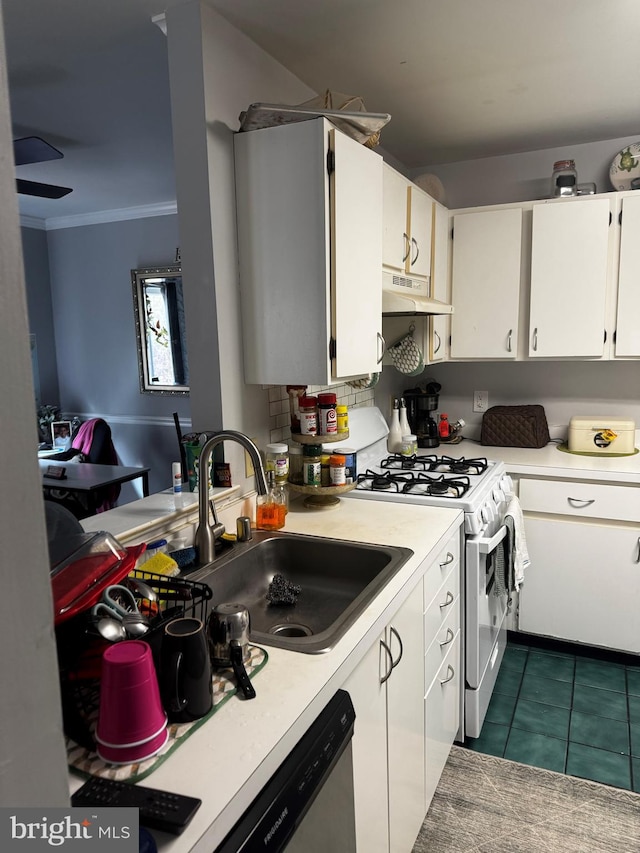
[528,198,611,358]
[382,164,433,284]
[429,201,450,363]
[234,118,383,386]
[615,194,640,357]
[450,207,523,359]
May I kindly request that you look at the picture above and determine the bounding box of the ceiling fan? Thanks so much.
[13,136,73,199]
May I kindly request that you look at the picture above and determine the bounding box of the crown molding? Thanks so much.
[19,201,178,232]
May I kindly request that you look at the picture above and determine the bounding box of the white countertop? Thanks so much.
[70,495,462,852]
[440,437,640,485]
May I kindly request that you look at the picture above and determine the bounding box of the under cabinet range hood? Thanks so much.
[382,271,453,316]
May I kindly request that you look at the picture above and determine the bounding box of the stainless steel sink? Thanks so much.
[191,531,413,653]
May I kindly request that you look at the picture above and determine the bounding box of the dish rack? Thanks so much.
[56,567,213,751]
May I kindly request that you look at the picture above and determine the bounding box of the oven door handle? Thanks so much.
[476,524,508,554]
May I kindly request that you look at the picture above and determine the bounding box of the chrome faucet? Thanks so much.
[195,430,268,564]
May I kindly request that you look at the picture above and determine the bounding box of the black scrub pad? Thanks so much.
[266,573,301,606]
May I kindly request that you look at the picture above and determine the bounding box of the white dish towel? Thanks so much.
[505,496,530,590]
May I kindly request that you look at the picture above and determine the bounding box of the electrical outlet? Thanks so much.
[473,390,488,413]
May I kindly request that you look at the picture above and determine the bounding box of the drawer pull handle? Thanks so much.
[532,327,538,351]
[389,625,404,669]
[439,552,455,568]
[439,628,455,648]
[507,328,513,353]
[635,537,640,564]
[440,665,455,685]
[411,237,419,266]
[433,329,441,354]
[439,590,455,609]
[379,639,394,684]
[376,332,386,364]
[567,497,595,508]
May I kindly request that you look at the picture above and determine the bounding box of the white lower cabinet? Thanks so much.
[518,478,640,653]
[344,529,462,853]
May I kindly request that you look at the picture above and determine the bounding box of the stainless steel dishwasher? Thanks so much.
[214,690,356,852]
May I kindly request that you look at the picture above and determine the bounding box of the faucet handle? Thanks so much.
[209,499,226,540]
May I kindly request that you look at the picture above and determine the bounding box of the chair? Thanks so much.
[45,418,121,517]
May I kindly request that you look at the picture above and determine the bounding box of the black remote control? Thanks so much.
[71,777,202,835]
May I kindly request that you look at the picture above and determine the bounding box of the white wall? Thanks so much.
[166,1,314,491]
[413,134,640,209]
[0,8,68,804]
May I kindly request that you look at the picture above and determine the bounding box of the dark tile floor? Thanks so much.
[465,636,640,791]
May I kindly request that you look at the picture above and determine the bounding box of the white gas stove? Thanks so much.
[334,406,514,740]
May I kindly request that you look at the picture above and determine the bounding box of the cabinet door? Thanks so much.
[407,186,433,280]
[343,635,389,853]
[450,208,522,359]
[386,582,426,853]
[331,128,383,380]
[429,201,449,363]
[383,165,410,272]
[529,199,610,357]
[615,194,640,357]
[519,517,640,653]
[425,635,460,811]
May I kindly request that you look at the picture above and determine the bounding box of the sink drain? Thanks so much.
[269,623,313,638]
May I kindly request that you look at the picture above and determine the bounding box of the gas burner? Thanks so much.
[356,470,417,493]
[437,456,489,476]
[380,454,439,471]
[401,473,471,499]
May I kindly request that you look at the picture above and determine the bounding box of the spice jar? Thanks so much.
[329,454,347,485]
[320,454,331,487]
[288,443,303,485]
[336,405,349,435]
[401,434,417,457]
[302,444,322,486]
[299,396,318,435]
[265,442,289,483]
[317,393,338,435]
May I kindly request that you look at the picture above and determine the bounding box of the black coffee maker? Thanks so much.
[404,382,442,448]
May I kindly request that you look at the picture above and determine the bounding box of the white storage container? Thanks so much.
[568,415,636,455]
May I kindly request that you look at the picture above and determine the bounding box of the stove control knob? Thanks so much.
[501,475,514,498]
[492,486,506,505]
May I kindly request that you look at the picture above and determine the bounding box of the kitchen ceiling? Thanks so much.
[4,0,640,222]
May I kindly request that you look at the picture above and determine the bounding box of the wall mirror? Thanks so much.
[132,265,190,395]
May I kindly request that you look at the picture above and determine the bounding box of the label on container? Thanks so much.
[300,411,317,435]
[302,460,321,486]
[319,407,338,435]
[330,465,346,485]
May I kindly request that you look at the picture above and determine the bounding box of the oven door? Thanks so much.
[465,521,509,690]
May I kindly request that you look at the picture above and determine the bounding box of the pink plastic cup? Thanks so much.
[96,640,167,749]
[97,727,169,765]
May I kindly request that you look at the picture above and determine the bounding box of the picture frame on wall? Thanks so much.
[51,420,72,450]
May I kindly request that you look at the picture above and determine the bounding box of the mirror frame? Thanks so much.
[132,265,189,396]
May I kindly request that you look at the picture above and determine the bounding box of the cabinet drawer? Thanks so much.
[519,478,640,523]
[424,570,459,658]
[424,603,460,689]
[424,634,460,811]
[424,534,460,610]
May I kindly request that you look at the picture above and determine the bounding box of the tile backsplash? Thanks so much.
[267,383,376,443]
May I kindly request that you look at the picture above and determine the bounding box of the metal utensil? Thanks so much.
[123,576,157,603]
[95,616,126,642]
[207,603,255,700]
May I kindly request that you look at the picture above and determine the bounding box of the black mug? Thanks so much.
[160,617,213,723]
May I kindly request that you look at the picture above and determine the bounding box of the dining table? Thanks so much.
[40,459,150,514]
